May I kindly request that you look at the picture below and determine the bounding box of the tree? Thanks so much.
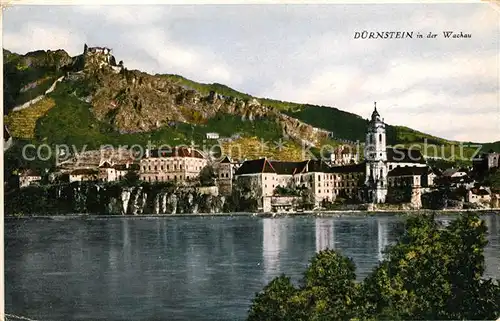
[199,165,216,187]
[247,275,298,321]
[247,214,500,321]
[386,185,412,204]
[123,171,140,186]
[248,250,359,321]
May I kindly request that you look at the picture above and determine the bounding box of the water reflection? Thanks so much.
[377,219,390,262]
[4,214,500,321]
[262,218,282,277]
[315,218,335,252]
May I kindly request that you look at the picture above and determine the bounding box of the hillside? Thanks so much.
[3,45,497,168]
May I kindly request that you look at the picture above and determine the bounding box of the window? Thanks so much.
[155,176,158,181]
[148,166,151,171]
[318,175,321,181]
[379,133,382,143]
[318,190,321,193]
[226,173,229,178]
[180,165,183,170]
[154,166,157,171]
[160,166,164,170]
[167,165,170,170]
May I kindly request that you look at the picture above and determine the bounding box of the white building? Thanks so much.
[18,169,42,188]
[206,132,220,140]
[140,146,208,183]
[69,168,99,182]
[234,158,336,210]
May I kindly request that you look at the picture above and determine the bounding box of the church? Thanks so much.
[226,103,433,211]
[363,103,429,204]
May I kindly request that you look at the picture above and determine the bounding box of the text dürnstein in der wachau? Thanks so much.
[354,31,472,39]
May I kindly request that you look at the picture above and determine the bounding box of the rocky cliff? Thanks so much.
[5,182,229,215]
[79,65,330,146]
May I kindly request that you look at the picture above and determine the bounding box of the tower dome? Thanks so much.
[371,102,381,122]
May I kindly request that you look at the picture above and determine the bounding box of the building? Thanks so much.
[329,145,359,166]
[98,161,117,182]
[18,169,42,188]
[215,156,239,195]
[69,168,99,182]
[364,103,388,203]
[139,146,208,183]
[467,187,492,205]
[99,161,140,182]
[330,163,365,199]
[387,166,434,188]
[386,147,427,170]
[115,163,140,181]
[473,150,500,173]
[442,168,468,179]
[234,158,340,209]
[362,103,429,204]
[206,132,220,140]
[230,104,434,209]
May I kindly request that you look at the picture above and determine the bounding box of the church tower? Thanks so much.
[364,102,388,203]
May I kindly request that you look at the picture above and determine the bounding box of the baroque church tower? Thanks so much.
[364,102,388,203]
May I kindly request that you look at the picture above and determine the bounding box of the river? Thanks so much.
[5,214,500,321]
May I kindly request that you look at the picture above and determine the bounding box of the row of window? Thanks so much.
[141,175,196,182]
[320,181,357,188]
[142,165,204,172]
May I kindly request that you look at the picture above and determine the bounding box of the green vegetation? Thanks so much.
[3,49,66,112]
[248,213,500,320]
[273,186,301,197]
[199,165,216,187]
[4,97,57,139]
[386,185,412,204]
[481,141,500,153]
[483,169,500,191]
[221,137,305,161]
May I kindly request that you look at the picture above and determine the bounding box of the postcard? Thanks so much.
[2,2,499,321]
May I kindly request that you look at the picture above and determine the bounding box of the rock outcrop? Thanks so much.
[5,182,229,215]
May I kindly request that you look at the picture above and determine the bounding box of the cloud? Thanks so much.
[3,22,85,55]
[121,27,237,84]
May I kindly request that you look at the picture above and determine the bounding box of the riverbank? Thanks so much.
[5,208,500,220]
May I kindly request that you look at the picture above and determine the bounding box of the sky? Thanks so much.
[3,3,499,143]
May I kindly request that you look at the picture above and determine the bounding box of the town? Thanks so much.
[11,105,500,213]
